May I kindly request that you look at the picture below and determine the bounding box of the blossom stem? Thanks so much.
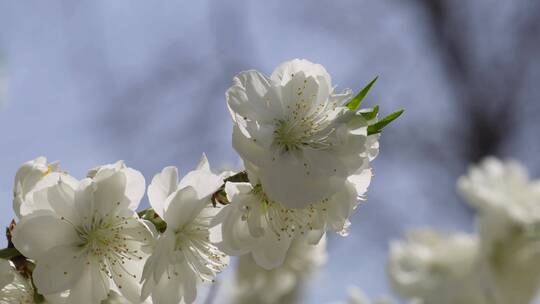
[138,208,167,233]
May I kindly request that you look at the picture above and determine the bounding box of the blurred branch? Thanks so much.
[415,0,540,161]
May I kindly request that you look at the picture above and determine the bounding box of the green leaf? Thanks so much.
[367,109,404,135]
[138,208,157,219]
[0,247,20,260]
[346,76,378,110]
[151,220,167,233]
[360,105,379,120]
[224,171,248,183]
[137,208,167,233]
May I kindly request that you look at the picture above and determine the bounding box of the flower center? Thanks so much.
[78,215,136,258]
[61,213,145,281]
[272,110,335,154]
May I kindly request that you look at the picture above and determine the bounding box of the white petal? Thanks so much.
[232,126,273,167]
[46,179,79,224]
[256,157,342,208]
[214,205,254,256]
[178,156,223,199]
[251,232,292,270]
[67,261,111,304]
[195,153,210,171]
[111,254,145,303]
[181,262,198,304]
[74,178,95,218]
[151,272,182,304]
[88,161,145,210]
[213,182,258,255]
[148,166,179,219]
[32,245,85,294]
[13,157,48,217]
[92,171,128,216]
[18,172,79,217]
[226,70,281,123]
[163,186,204,229]
[305,229,326,245]
[87,160,123,179]
[270,59,331,87]
[12,211,78,259]
[124,167,146,210]
[347,167,372,197]
[325,183,358,233]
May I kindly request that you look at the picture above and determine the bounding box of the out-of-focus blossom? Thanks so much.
[458,157,540,222]
[387,229,487,304]
[458,157,540,304]
[477,214,540,304]
[12,161,153,304]
[141,155,228,304]
[227,58,377,209]
[232,236,327,304]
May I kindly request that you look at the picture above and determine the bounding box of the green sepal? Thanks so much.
[360,105,379,121]
[367,109,404,135]
[138,209,167,233]
[0,247,20,260]
[346,76,378,110]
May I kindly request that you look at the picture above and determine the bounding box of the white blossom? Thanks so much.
[212,162,369,269]
[227,58,377,209]
[12,161,153,304]
[141,155,228,304]
[459,157,540,304]
[87,161,146,211]
[387,229,487,304]
[476,214,540,304]
[458,157,540,222]
[12,156,76,218]
[232,235,327,304]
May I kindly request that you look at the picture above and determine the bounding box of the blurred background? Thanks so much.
[0,1,539,303]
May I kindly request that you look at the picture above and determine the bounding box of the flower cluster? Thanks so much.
[459,158,540,304]
[387,157,540,304]
[212,59,390,269]
[387,229,485,304]
[12,158,153,304]
[0,59,401,304]
[140,155,229,304]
